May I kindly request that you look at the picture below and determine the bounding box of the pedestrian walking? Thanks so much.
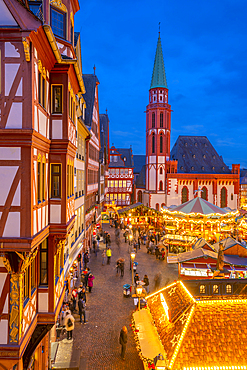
[134,272,140,286]
[71,288,77,312]
[119,326,128,360]
[96,233,100,248]
[78,297,86,324]
[88,273,95,293]
[106,247,112,264]
[143,274,150,294]
[64,311,75,340]
[83,251,89,269]
[154,272,162,291]
[120,261,124,277]
[155,245,159,259]
[102,249,106,265]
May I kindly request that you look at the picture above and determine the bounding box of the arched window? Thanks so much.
[201,186,208,201]
[161,203,165,209]
[160,167,163,174]
[137,190,142,203]
[159,181,163,191]
[166,134,169,154]
[182,186,188,204]
[160,112,163,127]
[221,187,227,208]
[160,134,163,153]
[152,112,155,128]
[152,134,155,154]
[156,203,159,211]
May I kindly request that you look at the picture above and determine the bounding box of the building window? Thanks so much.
[156,203,159,211]
[31,258,35,291]
[138,190,142,203]
[160,134,163,153]
[213,285,219,294]
[42,161,45,201]
[24,267,30,300]
[38,72,46,109]
[152,112,155,128]
[199,285,206,294]
[51,164,61,198]
[51,7,66,39]
[160,167,163,174]
[160,112,163,127]
[159,181,163,191]
[201,186,207,201]
[40,239,48,285]
[52,85,62,113]
[152,134,155,154]
[221,187,227,208]
[37,161,41,203]
[182,186,188,204]
[231,193,233,201]
[226,284,232,294]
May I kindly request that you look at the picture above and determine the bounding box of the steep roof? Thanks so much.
[192,237,215,251]
[135,165,146,189]
[170,136,230,174]
[83,74,99,128]
[213,237,247,257]
[240,169,247,184]
[133,155,146,174]
[109,147,134,168]
[144,281,247,369]
[150,34,168,89]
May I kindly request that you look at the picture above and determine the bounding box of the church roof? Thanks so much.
[170,136,230,174]
[133,155,146,174]
[150,34,168,89]
[145,281,247,369]
[83,74,99,128]
[135,165,146,188]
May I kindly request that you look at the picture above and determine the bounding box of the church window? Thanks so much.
[201,186,208,201]
[153,96,156,101]
[51,7,66,39]
[160,112,163,127]
[160,167,163,174]
[152,134,155,153]
[160,134,163,153]
[231,193,233,201]
[159,96,162,101]
[138,191,142,203]
[182,187,188,203]
[160,90,162,93]
[152,112,155,127]
[166,135,169,154]
[221,187,227,208]
[159,181,163,191]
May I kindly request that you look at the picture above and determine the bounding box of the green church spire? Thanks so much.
[150,34,168,89]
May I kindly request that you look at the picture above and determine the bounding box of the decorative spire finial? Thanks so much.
[93,65,96,75]
[159,22,161,35]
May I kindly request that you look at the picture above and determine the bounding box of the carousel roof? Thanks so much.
[170,197,229,215]
[145,281,247,369]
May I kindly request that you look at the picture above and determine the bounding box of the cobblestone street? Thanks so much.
[55,224,178,369]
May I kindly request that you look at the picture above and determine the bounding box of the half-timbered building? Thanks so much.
[83,73,101,250]
[106,146,134,207]
[0,0,84,368]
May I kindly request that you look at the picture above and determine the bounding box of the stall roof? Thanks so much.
[192,237,215,251]
[117,202,157,215]
[213,237,247,252]
[144,281,247,369]
[169,197,229,215]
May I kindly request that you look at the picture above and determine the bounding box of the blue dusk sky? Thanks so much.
[75,0,247,168]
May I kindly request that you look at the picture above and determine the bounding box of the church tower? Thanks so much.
[146,33,172,195]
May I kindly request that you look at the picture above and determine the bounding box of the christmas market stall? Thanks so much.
[132,280,247,370]
[161,197,238,254]
[118,202,162,231]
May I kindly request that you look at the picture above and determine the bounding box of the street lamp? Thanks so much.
[136,285,143,311]
[130,251,136,291]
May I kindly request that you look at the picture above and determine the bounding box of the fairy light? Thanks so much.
[146,282,176,300]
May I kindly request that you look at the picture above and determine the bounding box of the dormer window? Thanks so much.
[192,154,196,158]
[201,166,205,171]
[180,166,184,171]
[203,154,206,159]
[182,154,185,158]
[212,166,215,171]
[51,7,66,39]
[213,155,216,159]
[194,142,197,147]
[185,142,188,147]
[222,166,225,171]
[191,166,194,170]
[123,157,126,162]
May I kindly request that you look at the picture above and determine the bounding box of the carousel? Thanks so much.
[161,197,239,254]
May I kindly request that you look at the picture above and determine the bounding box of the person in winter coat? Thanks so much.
[119,326,128,360]
[83,252,89,269]
[106,247,112,264]
[64,311,75,340]
[78,297,86,324]
[71,288,77,312]
[134,272,140,286]
[88,273,95,292]
[143,274,150,294]
[102,249,106,265]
